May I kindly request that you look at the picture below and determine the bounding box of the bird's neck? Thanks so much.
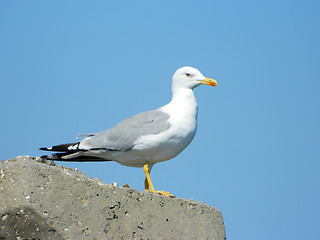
[172,87,197,104]
[161,87,198,118]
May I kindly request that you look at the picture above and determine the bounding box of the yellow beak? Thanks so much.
[199,77,218,87]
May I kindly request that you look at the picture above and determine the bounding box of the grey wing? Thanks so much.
[79,109,171,151]
[76,133,96,139]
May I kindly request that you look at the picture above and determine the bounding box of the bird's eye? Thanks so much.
[185,73,191,77]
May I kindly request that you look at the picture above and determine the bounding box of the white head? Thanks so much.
[172,66,217,90]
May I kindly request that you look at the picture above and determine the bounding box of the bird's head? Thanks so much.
[172,66,217,90]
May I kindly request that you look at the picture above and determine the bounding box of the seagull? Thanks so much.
[40,66,217,197]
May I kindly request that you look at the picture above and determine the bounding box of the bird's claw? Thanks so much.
[154,190,175,198]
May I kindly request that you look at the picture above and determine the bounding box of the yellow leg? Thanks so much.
[144,177,149,192]
[143,162,174,198]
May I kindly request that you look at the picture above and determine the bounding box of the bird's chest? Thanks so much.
[149,107,197,157]
[132,110,197,161]
[166,111,197,147]
[133,93,198,161]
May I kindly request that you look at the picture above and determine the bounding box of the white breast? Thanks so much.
[132,88,198,164]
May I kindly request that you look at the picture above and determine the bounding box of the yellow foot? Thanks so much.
[143,161,175,198]
[153,190,175,198]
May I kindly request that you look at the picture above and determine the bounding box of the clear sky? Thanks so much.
[1,1,319,239]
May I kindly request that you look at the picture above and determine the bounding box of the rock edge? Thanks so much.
[0,156,225,240]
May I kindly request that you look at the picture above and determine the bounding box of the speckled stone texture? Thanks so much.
[0,156,225,240]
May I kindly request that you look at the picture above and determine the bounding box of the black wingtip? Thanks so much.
[39,143,80,152]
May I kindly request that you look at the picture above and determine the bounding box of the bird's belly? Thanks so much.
[95,115,197,168]
[126,123,196,166]
[85,129,195,168]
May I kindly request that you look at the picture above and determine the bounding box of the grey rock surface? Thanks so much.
[0,156,225,240]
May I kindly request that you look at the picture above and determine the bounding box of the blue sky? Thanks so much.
[1,1,319,239]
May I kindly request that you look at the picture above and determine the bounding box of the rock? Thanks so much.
[0,156,225,240]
